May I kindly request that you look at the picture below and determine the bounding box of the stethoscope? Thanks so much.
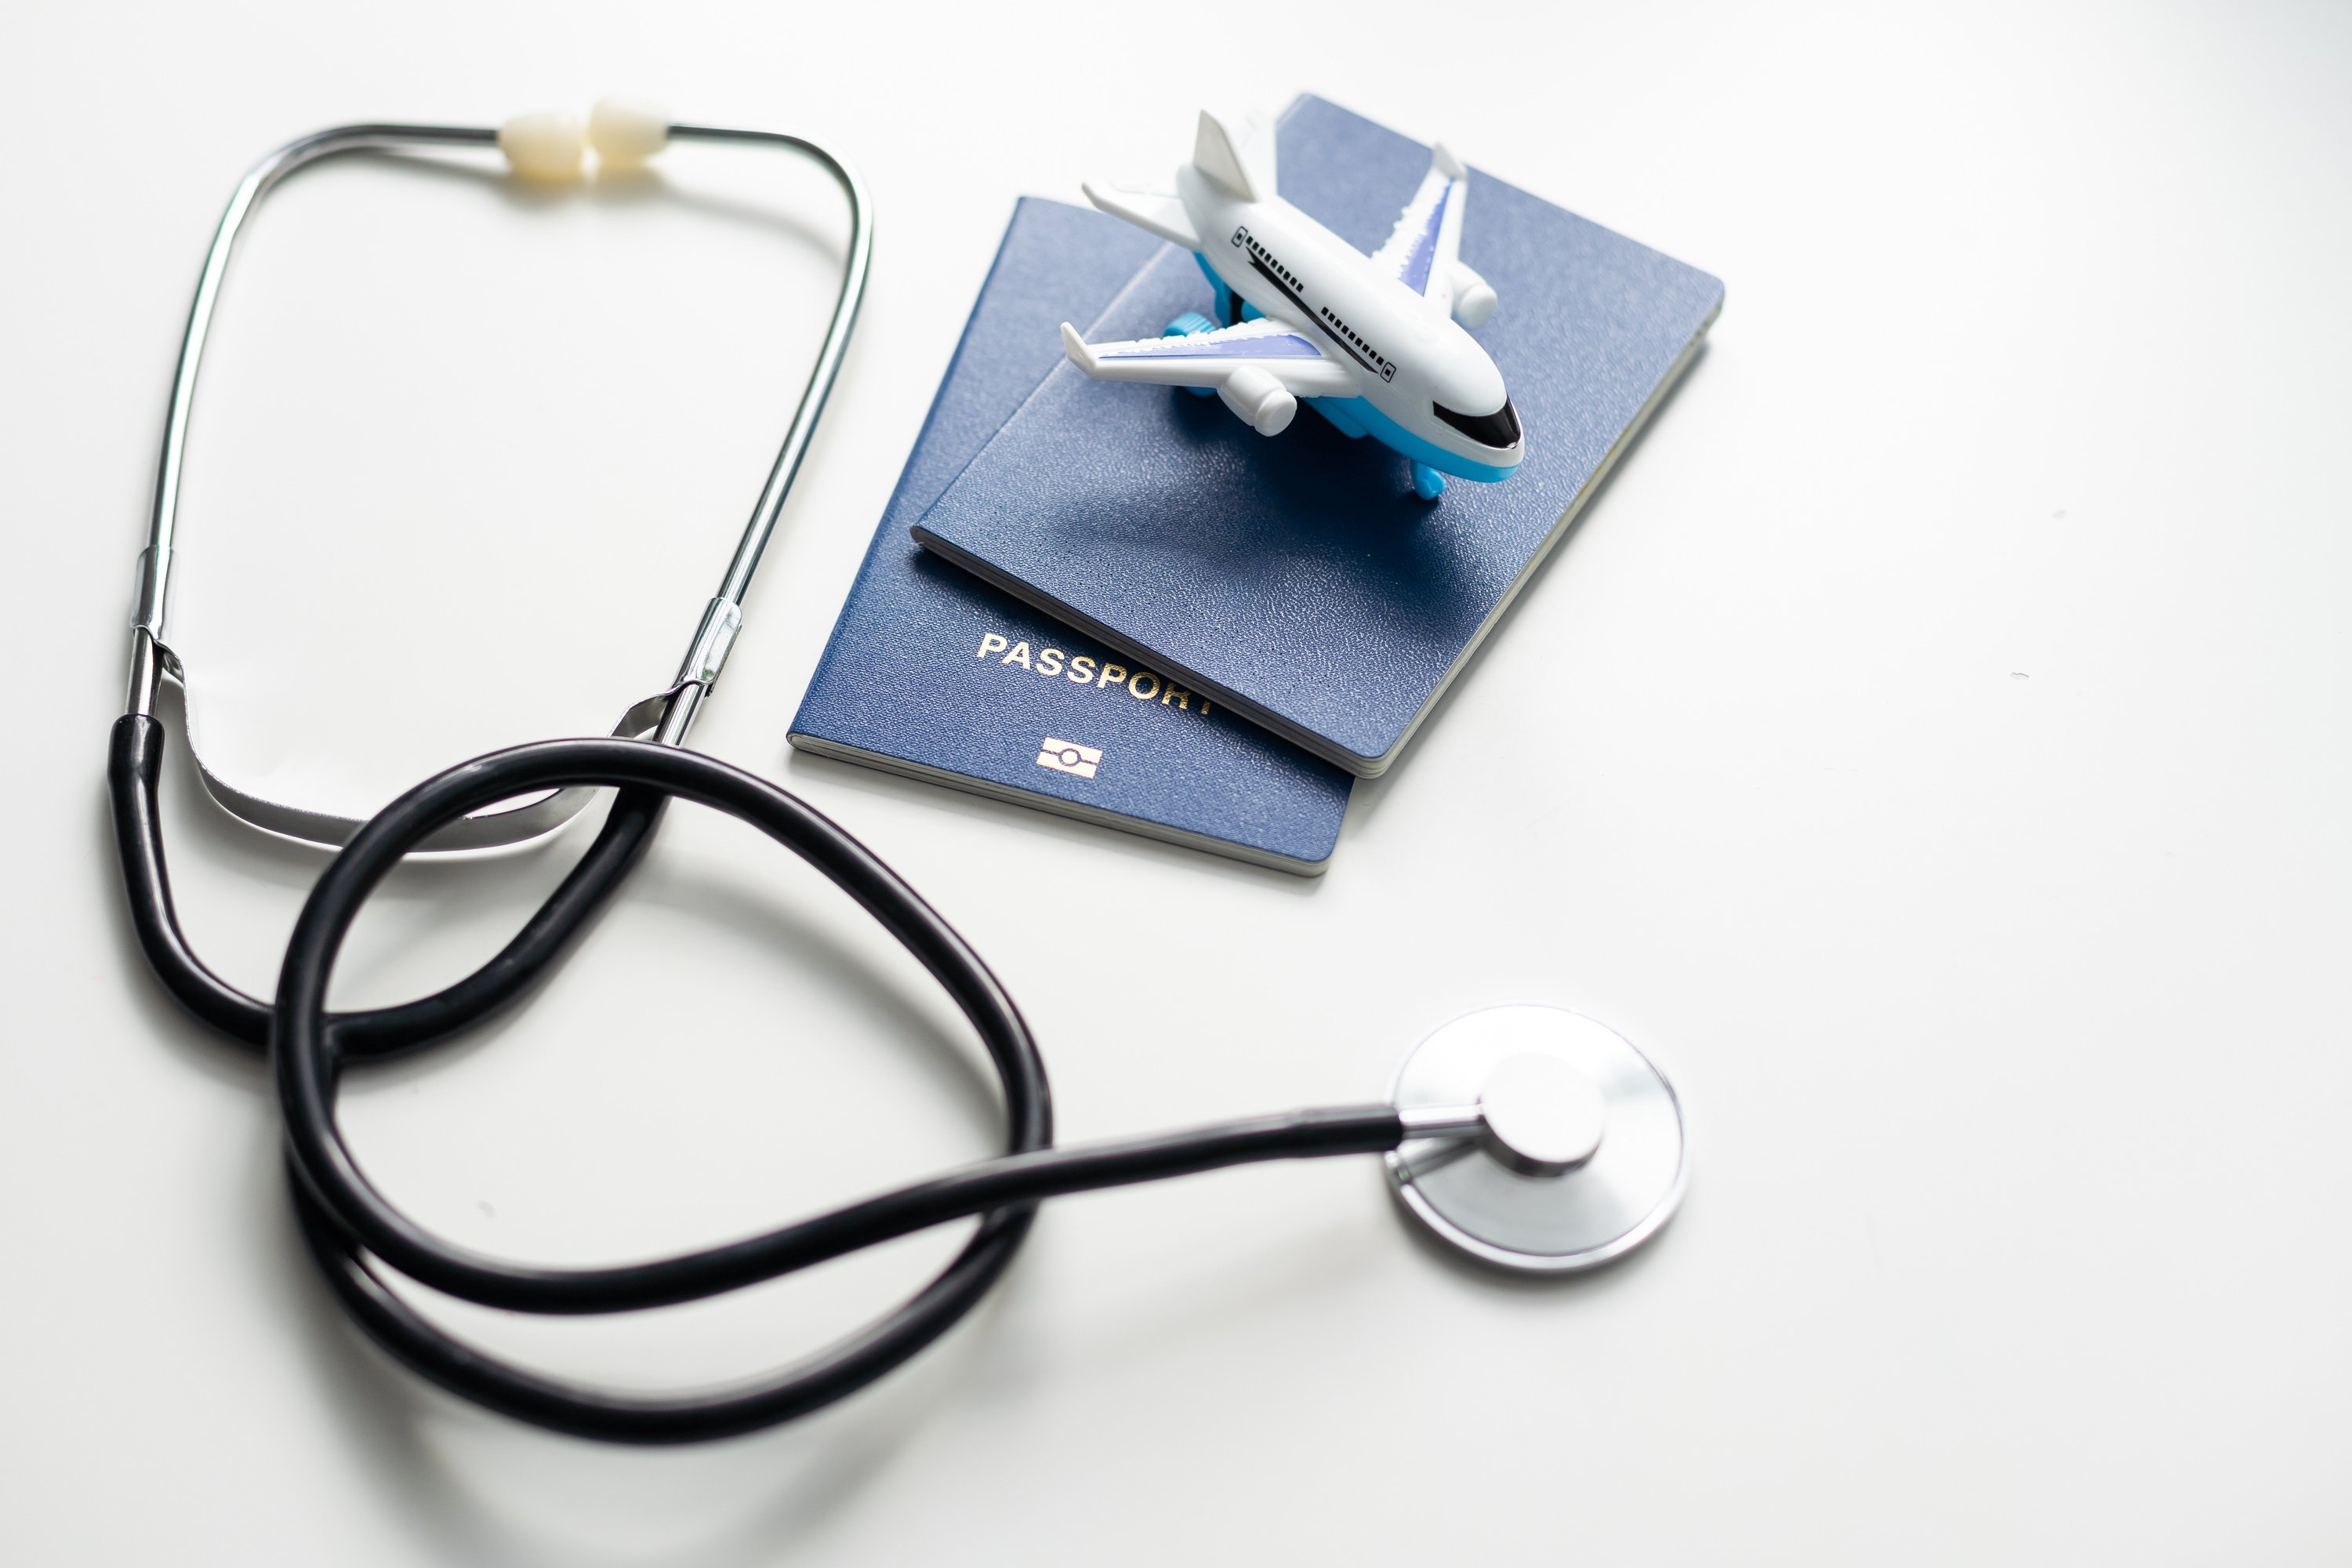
[110,103,1690,1445]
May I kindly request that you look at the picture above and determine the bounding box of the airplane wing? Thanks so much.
[1370,144,1497,328]
[1060,320,1355,397]
[1060,319,1354,436]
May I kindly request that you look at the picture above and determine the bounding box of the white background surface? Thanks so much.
[3,2,2347,1562]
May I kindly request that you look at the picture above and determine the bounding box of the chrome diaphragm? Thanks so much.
[1388,1006,1688,1272]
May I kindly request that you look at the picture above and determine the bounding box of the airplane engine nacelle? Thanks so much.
[1219,365,1297,436]
[1448,261,1498,329]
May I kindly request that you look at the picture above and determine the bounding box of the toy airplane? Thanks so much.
[1064,109,1523,500]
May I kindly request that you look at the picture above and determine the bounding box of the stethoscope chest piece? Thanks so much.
[1388,1005,1687,1272]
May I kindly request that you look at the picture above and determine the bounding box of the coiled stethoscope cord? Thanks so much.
[269,738,1401,1444]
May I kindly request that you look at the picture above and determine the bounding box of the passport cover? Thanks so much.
[789,198,1353,874]
[912,96,1724,776]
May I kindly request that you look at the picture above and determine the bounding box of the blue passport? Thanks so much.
[912,96,1724,776]
[789,198,1353,874]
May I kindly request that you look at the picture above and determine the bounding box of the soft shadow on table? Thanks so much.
[1030,1164,1682,1398]
[250,1141,1002,1568]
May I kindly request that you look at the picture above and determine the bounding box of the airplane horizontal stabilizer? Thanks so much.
[1082,181,1203,249]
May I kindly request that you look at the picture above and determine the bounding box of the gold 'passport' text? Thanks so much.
[974,632,1211,716]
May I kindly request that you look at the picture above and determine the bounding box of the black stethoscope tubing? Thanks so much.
[118,731,1405,1443]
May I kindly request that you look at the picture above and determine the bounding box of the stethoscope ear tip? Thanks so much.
[589,99,670,168]
[499,100,670,182]
[1388,1005,1687,1273]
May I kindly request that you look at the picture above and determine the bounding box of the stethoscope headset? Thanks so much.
[109,103,1690,1445]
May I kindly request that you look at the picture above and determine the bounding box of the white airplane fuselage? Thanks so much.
[1174,165,1523,481]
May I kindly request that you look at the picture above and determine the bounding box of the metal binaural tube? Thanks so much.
[131,124,498,692]
[664,125,873,627]
[125,118,869,754]
[120,114,870,835]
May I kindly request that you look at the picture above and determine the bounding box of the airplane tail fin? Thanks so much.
[1085,107,1277,249]
[1192,107,1276,201]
